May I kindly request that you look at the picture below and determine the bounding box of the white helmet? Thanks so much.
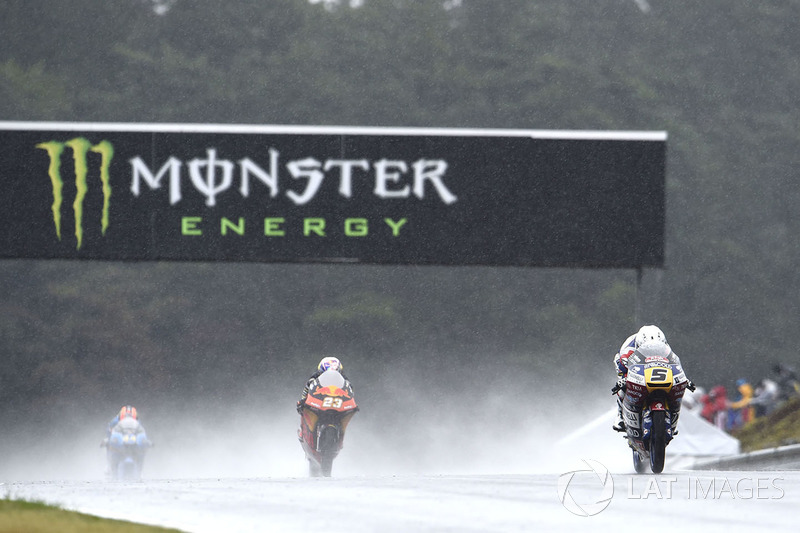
[317,356,342,373]
[634,325,666,348]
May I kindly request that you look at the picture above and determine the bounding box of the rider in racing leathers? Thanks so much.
[612,325,695,432]
[104,405,140,441]
[296,357,354,414]
[102,405,150,476]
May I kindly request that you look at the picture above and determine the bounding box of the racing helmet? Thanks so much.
[634,325,666,348]
[119,405,138,420]
[318,356,342,373]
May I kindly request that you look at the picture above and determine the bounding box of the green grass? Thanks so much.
[0,498,184,533]
[731,397,800,452]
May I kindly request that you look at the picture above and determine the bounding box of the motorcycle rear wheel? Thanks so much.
[649,410,667,474]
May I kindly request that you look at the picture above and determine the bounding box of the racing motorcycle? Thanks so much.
[298,369,358,477]
[613,342,693,474]
[104,416,151,481]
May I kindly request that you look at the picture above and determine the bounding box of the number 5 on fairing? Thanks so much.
[650,368,669,381]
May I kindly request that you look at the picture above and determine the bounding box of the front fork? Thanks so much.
[642,405,674,448]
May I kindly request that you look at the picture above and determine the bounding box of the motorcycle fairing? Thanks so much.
[298,369,359,472]
[624,361,679,450]
[304,369,358,412]
[304,386,358,411]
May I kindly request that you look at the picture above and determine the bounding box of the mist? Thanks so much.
[4,0,800,489]
[0,353,612,483]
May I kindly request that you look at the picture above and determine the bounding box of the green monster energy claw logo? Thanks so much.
[36,138,113,249]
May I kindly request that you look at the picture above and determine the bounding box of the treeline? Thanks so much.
[2,0,800,415]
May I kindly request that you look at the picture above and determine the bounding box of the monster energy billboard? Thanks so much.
[0,122,666,267]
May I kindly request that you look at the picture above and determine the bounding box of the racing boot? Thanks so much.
[613,397,626,432]
[669,409,680,437]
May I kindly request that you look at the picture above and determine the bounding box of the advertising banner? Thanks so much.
[0,122,666,267]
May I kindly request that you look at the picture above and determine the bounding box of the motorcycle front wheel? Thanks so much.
[309,461,322,477]
[318,426,339,477]
[649,410,667,474]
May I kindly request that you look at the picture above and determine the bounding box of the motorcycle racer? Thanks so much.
[613,325,666,381]
[296,357,354,414]
[295,357,359,476]
[103,405,141,441]
[101,405,151,478]
[612,325,695,432]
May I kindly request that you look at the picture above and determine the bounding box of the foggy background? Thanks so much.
[2,0,800,480]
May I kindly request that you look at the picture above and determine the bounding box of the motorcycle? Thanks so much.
[104,416,151,481]
[298,369,358,477]
[613,342,692,474]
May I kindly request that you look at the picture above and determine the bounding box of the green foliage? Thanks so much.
[733,398,800,452]
[1,0,800,412]
[0,497,182,532]
[0,60,73,118]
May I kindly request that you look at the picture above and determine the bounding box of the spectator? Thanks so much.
[773,363,800,402]
[729,378,754,429]
[700,390,715,423]
[751,378,780,417]
[708,385,728,431]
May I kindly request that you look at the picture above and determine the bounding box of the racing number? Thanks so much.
[322,397,343,408]
[650,368,668,381]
